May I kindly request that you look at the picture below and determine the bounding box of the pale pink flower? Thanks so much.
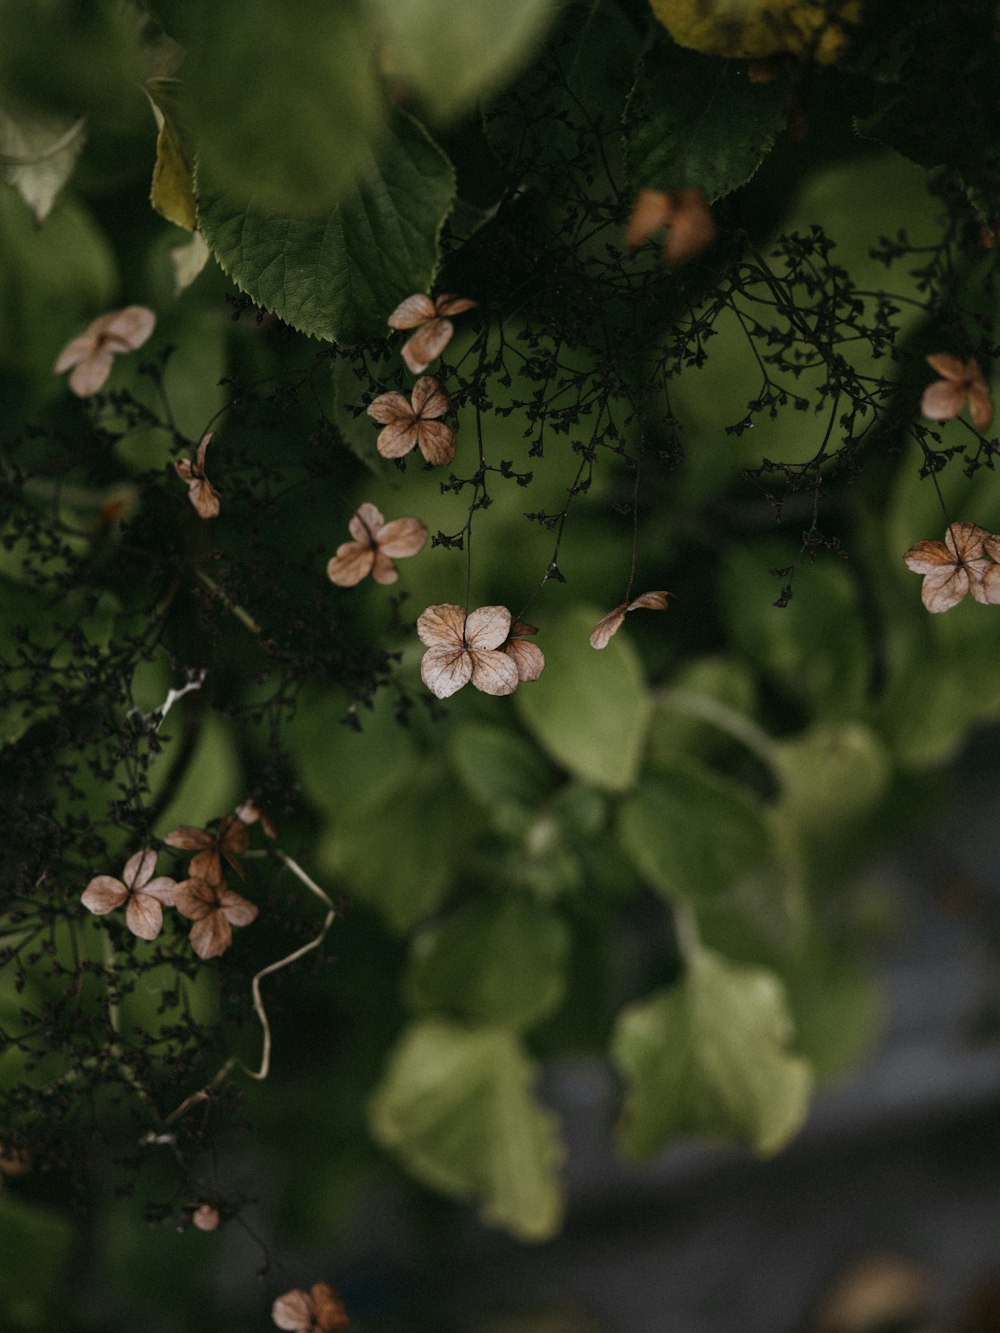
[80,849,176,941]
[366,377,456,465]
[903,522,1000,613]
[191,1203,220,1231]
[921,354,993,432]
[272,1282,350,1332]
[590,591,673,649]
[417,603,521,699]
[235,799,278,840]
[326,503,427,586]
[173,874,258,960]
[174,432,220,519]
[626,188,716,264]
[53,305,156,397]
[501,618,545,682]
[387,292,477,374]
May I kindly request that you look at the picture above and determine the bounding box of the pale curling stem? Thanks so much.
[153,851,336,1135]
[655,687,780,775]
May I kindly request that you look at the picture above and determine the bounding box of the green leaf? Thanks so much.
[197,109,456,343]
[0,1193,74,1329]
[368,1019,564,1239]
[146,77,195,229]
[626,43,786,202]
[617,765,775,903]
[450,723,553,831]
[718,544,869,719]
[516,606,651,792]
[406,894,570,1028]
[782,938,879,1083]
[773,722,891,846]
[0,103,84,223]
[647,656,758,767]
[370,0,559,122]
[612,946,812,1158]
[317,760,476,931]
[185,0,384,215]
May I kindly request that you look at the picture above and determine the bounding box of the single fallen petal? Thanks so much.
[421,645,473,698]
[589,604,628,649]
[68,349,115,397]
[469,648,520,696]
[410,376,449,420]
[375,516,427,558]
[126,893,164,941]
[81,876,128,915]
[465,605,512,651]
[626,189,672,248]
[921,379,966,422]
[415,420,456,465]
[387,293,436,330]
[190,912,233,959]
[504,638,545,682]
[365,390,413,425]
[416,603,466,648]
[327,542,375,587]
[402,319,453,374]
[123,849,158,891]
[348,503,385,544]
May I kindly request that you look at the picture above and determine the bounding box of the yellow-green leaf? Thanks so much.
[146,77,196,229]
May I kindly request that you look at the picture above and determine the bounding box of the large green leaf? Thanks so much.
[197,109,456,343]
[516,605,651,792]
[773,722,891,847]
[0,103,84,223]
[450,722,554,833]
[617,765,775,903]
[612,946,812,1158]
[185,0,384,215]
[405,894,570,1028]
[626,42,786,201]
[368,1019,564,1239]
[369,0,559,122]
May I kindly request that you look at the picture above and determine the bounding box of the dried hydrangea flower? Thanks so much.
[326,502,428,587]
[366,378,456,465]
[501,618,545,683]
[191,1203,220,1232]
[272,1282,350,1332]
[417,603,521,699]
[387,292,477,374]
[235,799,278,840]
[53,305,156,397]
[80,849,177,941]
[921,354,993,433]
[590,591,673,649]
[626,188,716,264]
[173,874,258,960]
[164,815,250,881]
[174,432,220,519]
[903,522,1000,613]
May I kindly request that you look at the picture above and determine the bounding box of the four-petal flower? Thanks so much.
[53,305,156,397]
[626,188,716,265]
[272,1282,350,1332]
[173,874,258,960]
[387,293,477,375]
[326,503,427,586]
[366,377,456,465]
[81,849,176,941]
[903,522,1000,613]
[921,354,993,433]
[417,603,522,698]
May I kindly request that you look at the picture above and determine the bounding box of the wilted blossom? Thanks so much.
[417,603,524,698]
[326,502,427,586]
[235,798,278,839]
[387,292,477,374]
[165,814,249,883]
[501,618,545,682]
[921,354,994,433]
[191,1203,220,1232]
[53,305,156,397]
[626,188,716,264]
[174,432,220,519]
[272,1281,350,1332]
[590,591,673,649]
[80,849,176,941]
[903,522,1000,613]
[173,873,258,960]
[366,377,456,465]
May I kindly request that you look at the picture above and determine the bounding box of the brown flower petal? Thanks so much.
[191,1204,220,1232]
[626,189,672,248]
[589,604,628,650]
[164,827,214,851]
[310,1283,350,1331]
[420,644,474,698]
[903,523,997,612]
[53,333,98,374]
[68,349,115,397]
[54,306,156,398]
[417,603,468,648]
[173,877,218,921]
[365,391,412,426]
[219,888,258,927]
[436,295,477,318]
[414,419,456,465]
[376,420,420,459]
[348,502,385,543]
[376,516,428,558]
[469,649,520,696]
[410,376,450,419]
[81,875,128,915]
[126,893,165,941]
[627,591,673,612]
[920,379,966,422]
[190,912,233,959]
[123,849,158,890]
[464,605,512,651]
[663,188,716,264]
[99,305,156,351]
[327,542,375,587]
[925,353,968,381]
[141,876,177,904]
[387,294,437,330]
[187,478,221,520]
[504,638,545,681]
[371,551,400,584]
[402,319,453,374]
[189,848,224,884]
[970,383,994,432]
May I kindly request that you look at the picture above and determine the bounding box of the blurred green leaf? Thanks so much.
[517,605,651,792]
[0,103,84,223]
[371,0,559,122]
[406,893,570,1028]
[612,945,812,1158]
[0,1193,73,1330]
[198,109,455,342]
[782,937,879,1083]
[368,1018,564,1239]
[647,656,759,767]
[618,765,775,903]
[773,721,891,846]
[451,722,553,831]
[626,44,786,201]
[185,0,384,215]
